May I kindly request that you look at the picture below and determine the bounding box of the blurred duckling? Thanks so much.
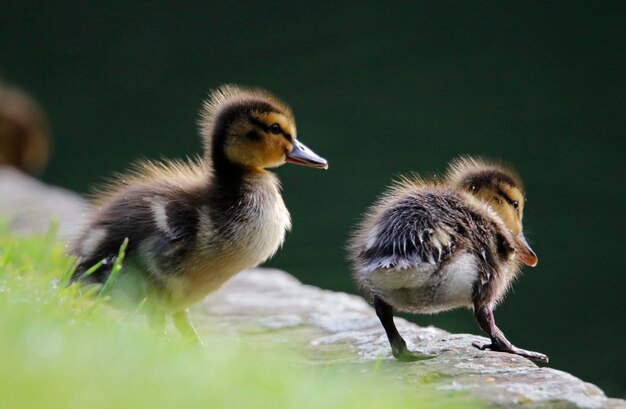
[0,83,50,175]
[348,157,547,362]
[71,84,328,341]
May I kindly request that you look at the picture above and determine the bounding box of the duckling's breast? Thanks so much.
[168,174,291,309]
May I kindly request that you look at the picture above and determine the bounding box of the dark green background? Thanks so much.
[2,1,624,397]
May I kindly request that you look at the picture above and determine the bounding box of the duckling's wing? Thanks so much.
[355,193,456,272]
[72,183,201,283]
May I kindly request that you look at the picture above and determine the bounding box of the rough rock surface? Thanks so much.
[0,166,88,237]
[198,268,625,409]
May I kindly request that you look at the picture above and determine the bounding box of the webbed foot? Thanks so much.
[472,340,548,363]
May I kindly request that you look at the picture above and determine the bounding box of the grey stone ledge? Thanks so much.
[0,167,88,237]
[199,268,626,409]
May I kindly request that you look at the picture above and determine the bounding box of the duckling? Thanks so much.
[348,156,547,363]
[0,83,50,175]
[71,84,328,341]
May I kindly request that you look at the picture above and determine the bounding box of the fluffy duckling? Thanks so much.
[71,85,327,341]
[0,83,50,175]
[348,157,547,362]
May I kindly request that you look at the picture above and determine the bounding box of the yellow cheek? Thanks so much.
[225,132,292,169]
[263,138,288,167]
[224,141,260,167]
[505,213,522,235]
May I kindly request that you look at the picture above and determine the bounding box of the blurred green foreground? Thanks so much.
[0,225,479,409]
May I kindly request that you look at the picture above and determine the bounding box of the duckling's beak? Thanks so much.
[286,140,328,169]
[516,233,538,267]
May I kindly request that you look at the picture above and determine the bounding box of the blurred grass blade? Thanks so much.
[60,258,80,286]
[79,259,105,280]
[44,218,60,242]
[98,237,129,297]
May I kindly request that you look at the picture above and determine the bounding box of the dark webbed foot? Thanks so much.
[472,340,549,363]
[473,303,549,363]
[374,296,437,362]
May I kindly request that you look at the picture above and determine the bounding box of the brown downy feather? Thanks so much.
[445,155,523,193]
[70,84,328,318]
[0,84,50,175]
[348,156,529,311]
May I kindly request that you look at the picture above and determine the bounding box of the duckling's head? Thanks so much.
[199,85,327,172]
[446,156,538,267]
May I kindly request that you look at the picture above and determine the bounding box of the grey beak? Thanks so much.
[286,140,328,169]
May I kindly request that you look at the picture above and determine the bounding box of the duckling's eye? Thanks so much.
[269,123,282,135]
[512,200,519,210]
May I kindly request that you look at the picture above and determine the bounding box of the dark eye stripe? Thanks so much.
[268,124,281,134]
[249,117,293,142]
[496,189,520,212]
[250,117,269,131]
[246,130,261,141]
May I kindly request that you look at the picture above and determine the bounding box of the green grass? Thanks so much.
[0,224,481,409]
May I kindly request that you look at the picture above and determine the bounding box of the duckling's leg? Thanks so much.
[172,309,204,346]
[472,303,548,363]
[374,297,435,362]
[146,309,167,335]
